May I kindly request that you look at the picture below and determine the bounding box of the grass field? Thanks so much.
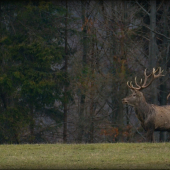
[0,143,170,169]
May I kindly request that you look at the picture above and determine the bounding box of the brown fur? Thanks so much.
[122,90,170,142]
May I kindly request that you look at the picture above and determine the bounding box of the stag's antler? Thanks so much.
[127,67,164,90]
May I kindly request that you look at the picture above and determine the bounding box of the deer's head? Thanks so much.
[122,67,164,107]
[122,89,145,106]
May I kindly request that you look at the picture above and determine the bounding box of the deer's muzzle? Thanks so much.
[122,98,128,104]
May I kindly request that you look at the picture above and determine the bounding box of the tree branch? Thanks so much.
[135,1,150,16]
[143,24,170,40]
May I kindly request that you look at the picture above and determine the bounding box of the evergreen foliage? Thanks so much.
[0,0,66,143]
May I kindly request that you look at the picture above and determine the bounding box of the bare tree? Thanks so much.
[63,0,68,143]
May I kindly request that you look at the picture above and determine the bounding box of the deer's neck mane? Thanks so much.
[135,97,155,123]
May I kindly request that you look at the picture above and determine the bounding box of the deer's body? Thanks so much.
[135,101,170,131]
[154,105,170,130]
[122,67,170,142]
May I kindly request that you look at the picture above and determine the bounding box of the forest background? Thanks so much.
[0,0,170,144]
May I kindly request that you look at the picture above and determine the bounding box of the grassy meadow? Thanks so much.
[0,143,170,169]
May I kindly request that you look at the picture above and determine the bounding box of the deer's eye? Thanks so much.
[133,94,136,97]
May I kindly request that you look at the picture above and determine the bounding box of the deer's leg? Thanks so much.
[144,119,155,142]
[141,122,146,131]
[146,130,154,142]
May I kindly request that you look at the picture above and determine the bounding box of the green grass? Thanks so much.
[0,143,170,169]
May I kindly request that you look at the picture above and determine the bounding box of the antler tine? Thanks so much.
[127,81,137,90]
[126,67,164,91]
[130,81,134,88]
[126,79,141,90]
[144,68,152,78]
[127,81,134,89]
[167,93,170,100]
[135,77,141,88]
[127,81,132,89]
[153,67,164,78]
[142,68,152,88]
[140,79,142,84]
[141,67,164,89]
[153,68,156,74]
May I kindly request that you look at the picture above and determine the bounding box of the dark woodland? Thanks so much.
[0,0,170,144]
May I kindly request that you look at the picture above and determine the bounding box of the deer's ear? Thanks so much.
[132,89,139,94]
[130,89,136,93]
[134,89,141,96]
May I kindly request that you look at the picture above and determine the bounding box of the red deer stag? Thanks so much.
[122,67,170,142]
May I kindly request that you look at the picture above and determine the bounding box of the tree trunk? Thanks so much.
[14,130,19,144]
[159,2,169,142]
[149,0,159,141]
[89,35,95,143]
[63,0,68,143]
[110,1,119,142]
[149,0,158,103]
[89,98,94,143]
[29,104,35,143]
[77,1,88,143]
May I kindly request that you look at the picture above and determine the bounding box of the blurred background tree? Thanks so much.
[0,0,170,144]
